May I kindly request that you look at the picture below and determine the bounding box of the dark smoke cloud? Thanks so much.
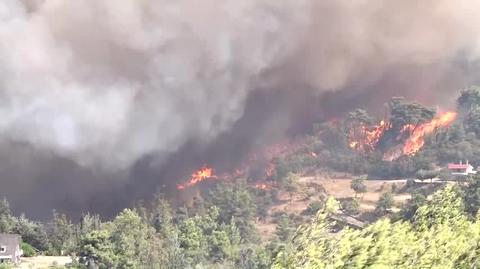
[1,0,480,218]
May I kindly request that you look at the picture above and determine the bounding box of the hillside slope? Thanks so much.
[273,185,480,269]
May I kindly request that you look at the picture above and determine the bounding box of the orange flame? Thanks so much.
[384,112,457,160]
[402,112,457,156]
[348,119,391,153]
[177,166,217,190]
[254,183,269,190]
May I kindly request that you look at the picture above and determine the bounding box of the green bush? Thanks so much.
[21,242,36,257]
[341,198,360,215]
[0,263,14,269]
[303,201,323,216]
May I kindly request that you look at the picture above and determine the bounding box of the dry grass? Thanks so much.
[17,256,71,269]
[256,176,422,241]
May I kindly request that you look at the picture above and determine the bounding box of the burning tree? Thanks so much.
[177,166,217,190]
[345,98,456,162]
[383,111,457,161]
[346,109,391,153]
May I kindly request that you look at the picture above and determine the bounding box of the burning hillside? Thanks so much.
[176,165,276,191]
[384,112,457,161]
[348,119,391,153]
[348,111,457,161]
[176,166,217,190]
[175,143,293,190]
[4,0,480,219]
[177,103,458,192]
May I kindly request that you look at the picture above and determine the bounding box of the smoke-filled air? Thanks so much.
[2,0,480,217]
[5,1,480,268]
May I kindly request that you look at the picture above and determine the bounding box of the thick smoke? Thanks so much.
[2,0,480,217]
[0,0,308,168]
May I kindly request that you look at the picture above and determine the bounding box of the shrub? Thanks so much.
[303,201,323,216]
[21,242,36,257]
[0,263,14,269]
[376,191,394,215]
[406,178,416,188]
[341,198,360,215]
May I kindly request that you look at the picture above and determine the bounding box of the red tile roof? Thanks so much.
[448,163,469,169]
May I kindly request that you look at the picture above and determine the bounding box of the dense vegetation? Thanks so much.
[0,182,279,268]
[3,87,480,268]
[273,183,480,268]
[271,86,480,180]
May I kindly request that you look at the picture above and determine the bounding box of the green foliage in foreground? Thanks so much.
[21,242,36,257]
[0,181,270,268]
[273,185,480,269]
[0,263,13,269]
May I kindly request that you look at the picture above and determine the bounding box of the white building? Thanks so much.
[447,160,477,176]
[0,234,22,265]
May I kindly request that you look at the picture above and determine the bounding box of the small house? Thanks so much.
[447,160,477,176]
[0,234,22,264]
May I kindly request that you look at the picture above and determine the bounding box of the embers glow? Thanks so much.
[254,183,271,190]
[176,142,294,191]
[177,166,217,190]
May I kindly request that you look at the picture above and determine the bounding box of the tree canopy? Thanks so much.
[273,185,480,269]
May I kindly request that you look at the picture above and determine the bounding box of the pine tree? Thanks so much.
[275,214,292,242]
[0,198,14,233]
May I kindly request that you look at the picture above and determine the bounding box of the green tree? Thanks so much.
[458,86,480,113]
[150,193,174,235]
[179,216,208,264]
[345,109,374,126]
[78,230,117,269]
[213,220,242,263]
[376,191,394,215]
[255,190,275,221]
[464,177,480,216]
[401,190,427,220]
[272,158,292,184]
[78,213,102,240]
[416,169,438,183]
[174,206,189,225]
[303,201,323,216]
[20,242,36,257]
[275,214,292,242]
[284,173,299,202]
[414,185,464,228]
[464,106,480,136]
[273,185,480,269]
[207,181,257,242]
[50,211,75,255]
[0,198,14,233]
[14,214,50,252]
[236,246,271,269]
[388,97,436,128]
[341,198,360,215]
[148,194,186,268]
[350,177,367,198]
[108,209,161,268]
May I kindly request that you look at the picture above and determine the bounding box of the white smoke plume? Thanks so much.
[0,0,309,168]
[1,0,480,170]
